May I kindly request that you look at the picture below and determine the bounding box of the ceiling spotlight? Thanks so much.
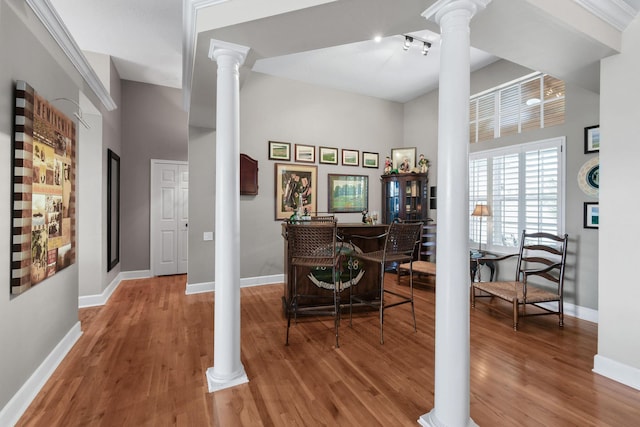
[374,35,382,43]
[403,35,413,51]
[422,41,431,56]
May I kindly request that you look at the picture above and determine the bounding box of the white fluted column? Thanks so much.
[419,1,490,426]
[206,39,250,393]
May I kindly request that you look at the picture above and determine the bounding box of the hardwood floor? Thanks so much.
[18,275,640,426]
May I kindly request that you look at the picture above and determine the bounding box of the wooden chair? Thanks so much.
[471,230,569,330]
[285,222,343,347]
[348,221,423,344]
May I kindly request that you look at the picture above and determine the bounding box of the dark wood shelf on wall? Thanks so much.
[240,153,258,195]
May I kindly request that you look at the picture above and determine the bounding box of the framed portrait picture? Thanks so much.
[328,174,368,213]
[362,151,379,169]
[391,147,417,172]
[584,202,599,229]
[295,144,315,163]
[342,149,359,166]
[319,146,338,165]
[274,163,317,220]
[584,125,600,153]
[268,141,291,161]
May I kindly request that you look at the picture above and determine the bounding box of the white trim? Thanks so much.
[593,354,640,391]
[185,274,285,294]
[185,280,215,295]
[25,0,117,111]
[574,0,638,32]
[182,0,231,110]
[79,273,121,308]
[0,322,82,427]
[536,301,599,323]
[78,270,152,308]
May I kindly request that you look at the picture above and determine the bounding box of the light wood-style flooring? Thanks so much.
[18,274,640,426]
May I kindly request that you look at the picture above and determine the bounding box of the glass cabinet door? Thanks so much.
[384,180,400,223]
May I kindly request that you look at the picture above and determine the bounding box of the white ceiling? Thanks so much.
[49,0,498,103]
[49,0,640,113]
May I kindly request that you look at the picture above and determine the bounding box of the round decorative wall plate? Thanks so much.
[578,156,599,198]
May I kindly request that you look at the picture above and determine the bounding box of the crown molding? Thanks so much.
[574,0,638,32]
[25,0,117,111]
[183,0,231,110]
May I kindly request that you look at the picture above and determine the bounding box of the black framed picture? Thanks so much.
[584,125,600,153]
[584,202,599,229]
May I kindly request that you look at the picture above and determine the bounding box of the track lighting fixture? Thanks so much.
[403,35,413,51]
[422,41,431,56]
[402,35,432,57]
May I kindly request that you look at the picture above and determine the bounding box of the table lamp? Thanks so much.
[471,203,491,251]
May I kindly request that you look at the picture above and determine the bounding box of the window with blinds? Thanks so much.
[469,72,565,143]
[469,137,565,252]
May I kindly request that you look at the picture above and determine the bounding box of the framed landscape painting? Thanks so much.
[295,144,315,163]
[362,151,379,168]
[342,149,359,166]
[319,146,338,165]
[275,163,317,220]
[328,174,368,213]
[268,141,291,161]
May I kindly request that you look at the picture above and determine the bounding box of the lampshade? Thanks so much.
[471,204,490,217]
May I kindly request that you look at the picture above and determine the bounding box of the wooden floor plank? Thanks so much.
[17,274,640,426]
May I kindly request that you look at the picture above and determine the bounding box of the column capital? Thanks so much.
[208,39,250,65]
[422,0,491,24]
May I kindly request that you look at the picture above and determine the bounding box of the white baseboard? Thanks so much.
[185,274,284,295]
[119,269,152,280]
[78,270,152,308]
[0,322,82,427]
[593,354,640,391]
[536,301,599,324]
[185,281,214,295]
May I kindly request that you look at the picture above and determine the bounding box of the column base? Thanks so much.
[206,365,249,392]
[418,409,478,427]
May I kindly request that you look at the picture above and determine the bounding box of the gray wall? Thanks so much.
[187,72,404,284]
[0,0,80,410]
[120,81,188,272]
[404,59,600,310]
[187,126,216,285]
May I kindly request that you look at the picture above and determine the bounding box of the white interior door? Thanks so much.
[151,160,188,276]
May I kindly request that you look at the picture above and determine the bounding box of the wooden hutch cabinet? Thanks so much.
[381,172,429,224]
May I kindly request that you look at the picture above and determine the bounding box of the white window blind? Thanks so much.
[469,137,565,252]
[469,72,565,143]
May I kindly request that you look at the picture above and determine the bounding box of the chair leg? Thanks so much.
[349,257,354,327]
[286,267,297,345]
[559,299,564,327]
[379,267,385,345]
[409,268,417,332]
[513,300,519,331]
[333,266,340,348]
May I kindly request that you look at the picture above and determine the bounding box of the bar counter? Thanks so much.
[281,222,388,311]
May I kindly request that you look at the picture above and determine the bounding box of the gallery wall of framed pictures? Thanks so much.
[267,140,383,219]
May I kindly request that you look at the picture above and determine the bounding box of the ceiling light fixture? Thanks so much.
[403,35,413,51]
[402,35,432,56]
[422,41,432,56]
[51,97,91,129]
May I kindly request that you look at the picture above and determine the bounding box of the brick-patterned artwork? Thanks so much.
[11,81,76,296]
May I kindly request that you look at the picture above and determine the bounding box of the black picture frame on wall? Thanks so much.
[584,125,600,153]
[584,202,599,229]
[107,149,120,271]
